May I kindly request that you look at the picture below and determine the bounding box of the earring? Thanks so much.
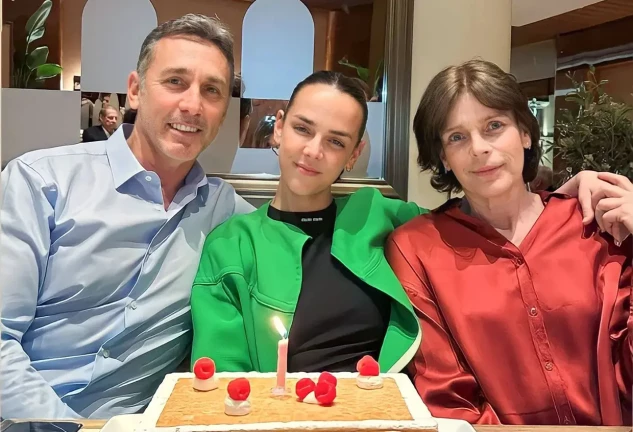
[345,166,352,172]
[271,146,279,156]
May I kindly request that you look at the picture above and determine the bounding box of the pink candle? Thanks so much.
[272,316,288,394]
[276,337,288,389]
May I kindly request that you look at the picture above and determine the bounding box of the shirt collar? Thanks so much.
[440,191,571,233]
[185,158,208,191]
[106,124,209,192]
[106,124,145,189]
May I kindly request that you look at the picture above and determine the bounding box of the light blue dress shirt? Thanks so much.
[0,125,254,419]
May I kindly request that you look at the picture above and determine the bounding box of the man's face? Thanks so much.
[127,36,231,164]
[100,107,119,134]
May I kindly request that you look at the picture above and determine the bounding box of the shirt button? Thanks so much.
[529,307,538,317]
[102,349,110,358]
[545,362,553,371]
[145,175,152,182]
[129,301,137,310]
[515,257,524,265]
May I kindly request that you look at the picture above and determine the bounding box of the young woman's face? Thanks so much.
[440,92,531,200]
[274,84,365,197]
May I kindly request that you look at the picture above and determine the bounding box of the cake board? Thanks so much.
[136,372,439,432]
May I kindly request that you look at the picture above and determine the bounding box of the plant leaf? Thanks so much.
[26,46,49,70]
[25,0,52,40]
[27,26,45,45]
[35,63,62,80]
[338,58,370,82]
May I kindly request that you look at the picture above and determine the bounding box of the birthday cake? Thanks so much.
[135,357,438,432]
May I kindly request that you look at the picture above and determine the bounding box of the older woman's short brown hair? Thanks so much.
[413,59,542,194]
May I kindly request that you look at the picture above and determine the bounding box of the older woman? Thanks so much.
[386,59,632,426]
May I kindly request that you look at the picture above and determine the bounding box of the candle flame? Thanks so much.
[272,316,287,339]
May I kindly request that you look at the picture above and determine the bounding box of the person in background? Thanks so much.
[82,105,119,142]
[0,13,253,420]
[122,108,137,125]
[252,115,276,149]
[529,165,554,192]
[233,73,252,147]
[386,59,632,426]
[190,70,615,375]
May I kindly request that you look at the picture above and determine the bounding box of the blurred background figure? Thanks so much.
[252,115,276,149]
[122,108,137,125]
[530,165,555,192]
[234,74,252,147]
[82,105,119,142]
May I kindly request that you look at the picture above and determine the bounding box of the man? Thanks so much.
[82,105,119,142]
[0,14,253,419]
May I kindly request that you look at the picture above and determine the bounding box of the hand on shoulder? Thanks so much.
[594,173,633,245]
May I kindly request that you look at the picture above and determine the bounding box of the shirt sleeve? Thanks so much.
[612,238,632,411]
[385,235,501,425]
[233,192,255,215]
[0,160,81,418]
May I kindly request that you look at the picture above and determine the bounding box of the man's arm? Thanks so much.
[0,160,81,419]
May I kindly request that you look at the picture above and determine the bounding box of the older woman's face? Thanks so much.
[440,92,531,199]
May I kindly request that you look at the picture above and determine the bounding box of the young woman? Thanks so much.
[386,59,632,426]
[190,70,618,376]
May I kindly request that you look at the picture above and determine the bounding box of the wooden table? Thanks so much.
[79,420,631,431]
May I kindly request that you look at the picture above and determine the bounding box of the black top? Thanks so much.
[267,201,391,372]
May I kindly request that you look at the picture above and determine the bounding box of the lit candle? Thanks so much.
[272,316,288,395]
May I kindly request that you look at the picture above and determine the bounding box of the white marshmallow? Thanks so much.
[301,391,319,404]
[192,375,218,392]
[224,397,251,416]
[356,375,383,390]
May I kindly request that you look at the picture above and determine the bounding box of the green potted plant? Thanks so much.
[555,66,633,181]
[338,57,383,100]
[12,0,63,88]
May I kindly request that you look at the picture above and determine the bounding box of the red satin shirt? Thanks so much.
[386,193,632,426]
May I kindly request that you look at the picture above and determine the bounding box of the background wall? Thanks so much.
[408,0,512,209]
[60,0,329,91]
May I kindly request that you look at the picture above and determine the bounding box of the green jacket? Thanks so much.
[191,187,427,373]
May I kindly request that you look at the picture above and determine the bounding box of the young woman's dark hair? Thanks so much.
[413,59,542,194]
[285,71,368,144]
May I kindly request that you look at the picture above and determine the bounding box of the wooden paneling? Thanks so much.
[519,78,555,99]
[237,0,373,11]
[301,0,372,9]
[512,0,633,47]
[328,4,373,77]
[556,15,633,58]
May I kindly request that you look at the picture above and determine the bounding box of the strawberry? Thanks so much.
[193,357,216,380]
[314,381,336,405]
[227,378,250,401]
[295,378,316,401]
[356,355,380,376]
[317,372,337,387]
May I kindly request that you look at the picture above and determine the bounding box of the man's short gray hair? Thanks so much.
[99,104,117,118]
[136,14,235,90]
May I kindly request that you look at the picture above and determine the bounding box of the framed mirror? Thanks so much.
[211,0,414,201]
